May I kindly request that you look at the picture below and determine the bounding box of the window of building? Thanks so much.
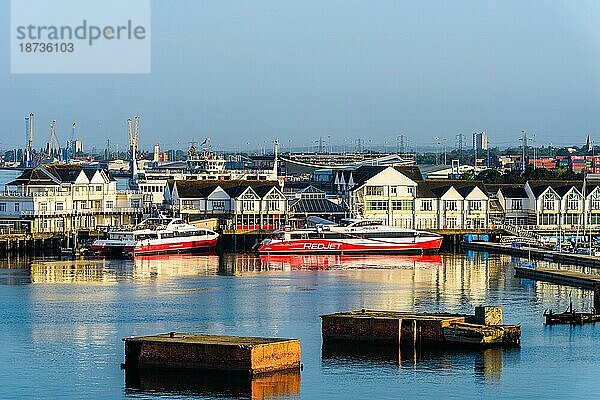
[445,216,457,229]
[366,186,384,196]
[471,218,486,229]
[543,191,556,210]
[567,192,580,210]
[408,187,414,196]
[469,200,482,211]
[592,191,600,211]
[564,213,580,225]
[511,199,522,210]
[242,200,255,211]
[14,203,19,212]
[540,213,557,225]
[56,202,64,211]
[367,200,387,211]
[444,200,457,211]
[417,217,436,229]
[0,203,5,212]
[106,201,114,209]
[96,185,102,192]
[392,200,413,211]
[131,199,140,209]
[268,200,279,211]
[421,199,433,211]
[589,214,600,225]
[212,200,225,210]
[390,186,397,196]
[40,203,48,212]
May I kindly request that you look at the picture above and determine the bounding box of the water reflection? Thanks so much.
[260,254,443,270]
[29,254,220,283]
[27,254,446,283]
[125,369,301,399]
[12,252,599,315]
[3,250,600,399]
[322,342,518,382]
[133,253,219,280]
[219,253,443,274]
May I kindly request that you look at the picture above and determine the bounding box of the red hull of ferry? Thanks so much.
[90,237,219,257]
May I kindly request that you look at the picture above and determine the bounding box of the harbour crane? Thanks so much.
[65,122,76,163]
[128,116,140,178]
[47,120,60,159]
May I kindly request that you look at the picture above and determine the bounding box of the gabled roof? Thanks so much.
[224,185,256,198]
[416,180,487,198]
[485,183,523,197]
[299,185,324,194]
[527,181,583,197]
[489,198,504,213]
[7,168,58,186]
[498,186,528,198]
[343,165,423,188]
[83,169,97,180]
[44,165,85,182]
[173,180,281,199]
[289,198,348,214]
[7,164,110,186]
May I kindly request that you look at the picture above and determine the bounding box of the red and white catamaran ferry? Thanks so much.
[89,217,219,257]
[256,218,443,254]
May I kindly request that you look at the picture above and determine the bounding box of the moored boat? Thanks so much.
[256,218,442,254]
[89,217,219,257]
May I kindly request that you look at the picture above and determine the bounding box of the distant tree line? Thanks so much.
[472,165,584,184]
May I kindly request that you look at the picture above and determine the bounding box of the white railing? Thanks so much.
[0,191,28,197]
[117,190,143,195]
[2,190,143,198]
[20,207,143,217]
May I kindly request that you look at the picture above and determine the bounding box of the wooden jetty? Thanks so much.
[464,241,600,268]
[123,333,301,376]
[514,266,600,289]
[0,233,61,257]
[321,306,520,348]
[514,266,600,325]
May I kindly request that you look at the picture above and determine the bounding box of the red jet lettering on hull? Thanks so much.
[301,243,342,250]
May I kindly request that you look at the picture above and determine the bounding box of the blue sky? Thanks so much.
[2,0,600,152]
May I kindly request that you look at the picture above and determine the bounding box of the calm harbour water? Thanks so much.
[1,169,600,399]
[1,252,599,400]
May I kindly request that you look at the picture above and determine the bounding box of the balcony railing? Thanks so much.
[20,207,143,217]
[1,189,142,198]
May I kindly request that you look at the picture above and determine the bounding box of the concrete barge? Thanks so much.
[123,332,301,376]
[321,306,520,348]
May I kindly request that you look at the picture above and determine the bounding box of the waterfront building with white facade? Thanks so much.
[0,164,143,234]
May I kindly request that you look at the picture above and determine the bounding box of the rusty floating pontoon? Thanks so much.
[321,306,520,348]
[122,332,301,376]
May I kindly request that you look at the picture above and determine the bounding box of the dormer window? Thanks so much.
[567,192,580,210]
[542,191,556,210]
